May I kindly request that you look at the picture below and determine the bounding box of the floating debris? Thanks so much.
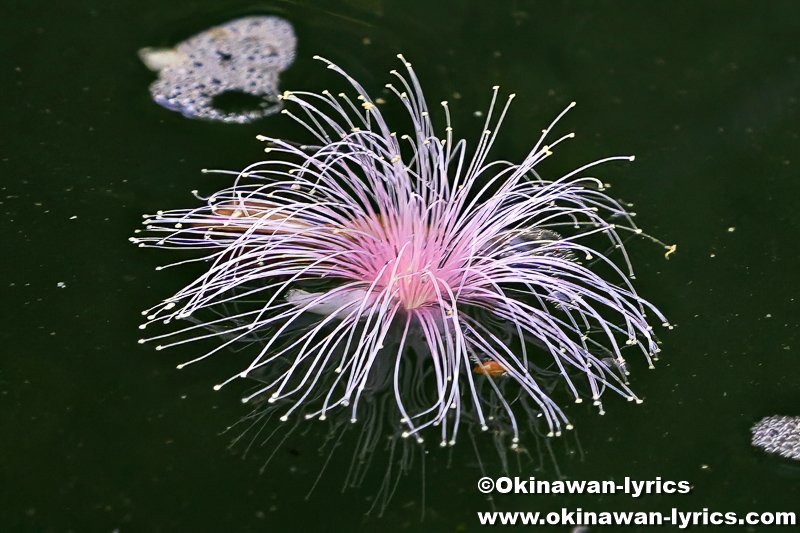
[752,415,800,460]
[139,16,296,124]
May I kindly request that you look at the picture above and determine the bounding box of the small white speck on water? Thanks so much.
[727,226,735,232]
[56,282,66,288]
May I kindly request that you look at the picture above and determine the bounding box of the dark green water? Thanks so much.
[3,1,799,531]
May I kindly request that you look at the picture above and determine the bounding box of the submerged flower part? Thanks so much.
[133,55,672,449]
[139,16,296,123]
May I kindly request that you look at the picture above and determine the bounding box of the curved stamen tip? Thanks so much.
[546,431,555,437]
[629,155,636,161]
[575,398,583,403]
[569,101,577,108]
[566,424,574,430]
[481,425,489,431]
[280,415,289,422]
[213,384,222,390]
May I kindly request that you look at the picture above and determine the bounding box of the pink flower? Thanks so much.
[133,55,672,451]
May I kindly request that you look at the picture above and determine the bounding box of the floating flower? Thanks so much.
[133,55,672,458]
[139,16,296,123]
